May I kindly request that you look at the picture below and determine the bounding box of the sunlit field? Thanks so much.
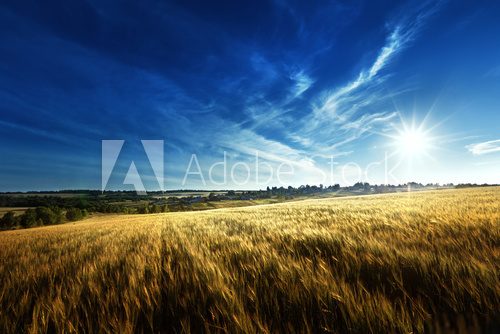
[0,187,499,333]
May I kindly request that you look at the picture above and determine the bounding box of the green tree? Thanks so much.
[0,211,17,228]
[35,207,62,225]
[66,208,83,221]
[20,209,37,228]
[138,205,149,214]
[150,204,161,213]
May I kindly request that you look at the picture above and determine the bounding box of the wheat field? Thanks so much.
[0,187,499,333]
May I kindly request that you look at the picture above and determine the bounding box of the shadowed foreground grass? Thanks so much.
[0,187,499,333]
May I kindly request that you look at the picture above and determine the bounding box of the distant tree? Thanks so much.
[150,204,161,213]
[138,205,149,214]
[35,207,62,225]
[20,209,37,228]
[66,208,84,221]
[75,198,89,209]
[0,211,16,228]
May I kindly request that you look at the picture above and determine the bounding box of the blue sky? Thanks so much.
[0,0,499,191]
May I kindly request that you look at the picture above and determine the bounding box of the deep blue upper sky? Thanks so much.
[0,0,499,191]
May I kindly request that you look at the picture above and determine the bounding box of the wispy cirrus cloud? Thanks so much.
[289,71,313,98]
[0,0,451,189]
[245,8,432,155]
[310,26,409,124]
[466,139,500,155]
[287,1,443,156]
[224,0,444,176]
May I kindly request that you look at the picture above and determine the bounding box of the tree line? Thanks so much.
[1,182,496,230]
[0,207,88,229]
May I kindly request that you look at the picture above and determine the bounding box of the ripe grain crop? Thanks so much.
[0,187,499,333]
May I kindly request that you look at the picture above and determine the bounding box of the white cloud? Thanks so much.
[312,15,428,122]
[164,0,444,186]
[466,139,500,155]
[341,112,398,135]
[290,71,313,98]
[292,26,405,150]
[368,28,402,78]
[241,69,314,132]
[287,1,443,156]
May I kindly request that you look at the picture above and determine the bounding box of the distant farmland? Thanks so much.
[0,207,30,216]
[0,187,498,333]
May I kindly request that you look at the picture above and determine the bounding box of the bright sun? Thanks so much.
[396,128,430,156]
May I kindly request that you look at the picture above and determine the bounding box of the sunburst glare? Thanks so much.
[386,115,438,162]
[395,127,430,157]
